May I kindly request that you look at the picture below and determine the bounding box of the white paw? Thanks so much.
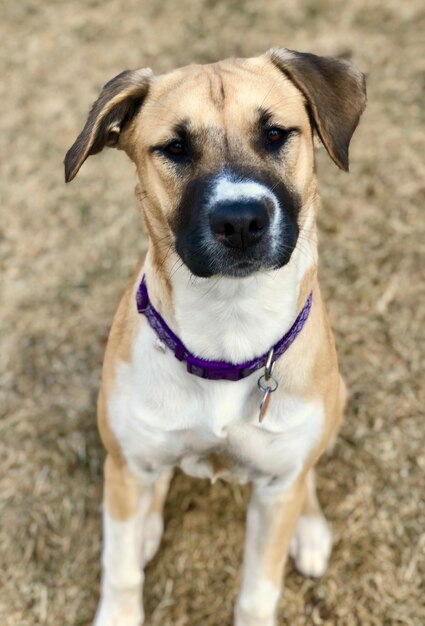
[234,581,279,626]
[234,604,276,626]
[290,514,332,578]
[93,588,144,626]
[142,512,163,565]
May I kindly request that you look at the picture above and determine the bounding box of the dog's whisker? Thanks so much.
[196,276,222,300]
[169,259,185,280]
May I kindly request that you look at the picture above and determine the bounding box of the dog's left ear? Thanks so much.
[64,68,153,182]
[269,48,366,171]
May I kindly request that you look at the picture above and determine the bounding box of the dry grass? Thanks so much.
[1,1,424,624]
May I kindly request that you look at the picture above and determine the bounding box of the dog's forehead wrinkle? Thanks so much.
[207,66,226,110]
[150,62,278,115]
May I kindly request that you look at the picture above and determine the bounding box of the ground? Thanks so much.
[1,1,424,625]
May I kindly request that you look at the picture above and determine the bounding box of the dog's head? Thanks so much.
[65,49,366,278]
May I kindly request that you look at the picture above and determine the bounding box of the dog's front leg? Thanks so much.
[234,475,308,626]
[93,454,158,626]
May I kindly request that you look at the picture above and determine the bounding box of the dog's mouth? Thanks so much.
[220,258,263,278]
[175,228,298,279]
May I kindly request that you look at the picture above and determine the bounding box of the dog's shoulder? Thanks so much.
[101,260,145,385]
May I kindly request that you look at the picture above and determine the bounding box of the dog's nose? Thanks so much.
[210,200,270,250]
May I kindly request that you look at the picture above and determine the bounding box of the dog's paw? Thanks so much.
[289,514,332,578]
[93,590,144,626]
[234,581,279,626]
[234,605,276,626]
[142,512,164,565]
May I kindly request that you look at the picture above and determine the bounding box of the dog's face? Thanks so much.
[65,50,366,278]
[131,59,312,278]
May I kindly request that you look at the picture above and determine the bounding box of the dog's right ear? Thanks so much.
[64,68,152,182]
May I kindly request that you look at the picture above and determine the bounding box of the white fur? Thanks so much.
[235,579,280,626]
[142,512,163,565]
[110,343,325,488]
[100,201,321,626]
[94,475,170,626]
[109,201,320,484]
[290,514,332,577]
[209,173,282,255]
[210,175,278,207]
[236,495,281,626]
[94,505,149,626]
[93,586,143,626]
[169,207,316,364]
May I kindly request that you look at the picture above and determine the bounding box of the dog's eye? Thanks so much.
[164,141,186,157]
[265,127,290,149]
[267,128,284,143]
[263,126,299,153]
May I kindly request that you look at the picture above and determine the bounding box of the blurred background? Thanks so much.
[1,1,424,625]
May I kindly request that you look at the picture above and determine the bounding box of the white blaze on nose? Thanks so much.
[210,175,279,208]
[209,174,281,250]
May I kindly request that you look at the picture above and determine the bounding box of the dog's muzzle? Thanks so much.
[173,171,300,278]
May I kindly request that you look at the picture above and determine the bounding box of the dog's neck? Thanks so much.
[143,206,318,364]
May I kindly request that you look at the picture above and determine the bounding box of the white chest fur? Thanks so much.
[108,321,324,493]
[109,208,322,491]
[169,231,316,364]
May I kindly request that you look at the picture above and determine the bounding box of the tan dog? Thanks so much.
[65,48,366,626]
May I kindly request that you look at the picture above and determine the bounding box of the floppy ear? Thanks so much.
[269,48,366,171]
[64,68,153,182]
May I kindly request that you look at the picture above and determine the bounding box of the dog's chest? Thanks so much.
[108,326,324,490]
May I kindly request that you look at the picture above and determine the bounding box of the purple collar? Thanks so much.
[136,276,312,382]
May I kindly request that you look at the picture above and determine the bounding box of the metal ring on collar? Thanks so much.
[257,373,279,393]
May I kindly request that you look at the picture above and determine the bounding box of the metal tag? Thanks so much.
[259,386,272,422]
[257,348,279,423]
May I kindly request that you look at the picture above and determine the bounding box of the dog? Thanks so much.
[65,48,366,626]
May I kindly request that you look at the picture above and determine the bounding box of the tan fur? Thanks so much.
[207,452,235,479]
[296,263,317,311]
[259,469,327,587]
[104,454,143,521]
[300,468,322,516]
[101,261,145,386]
[97,262,145,468]
[262,475,308,585]
[121,59,316,295]
[65,49,366,625]
[149,470,172,517]
[96,53,345,539]
[97,389,123,464]
[96,55,320,497]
